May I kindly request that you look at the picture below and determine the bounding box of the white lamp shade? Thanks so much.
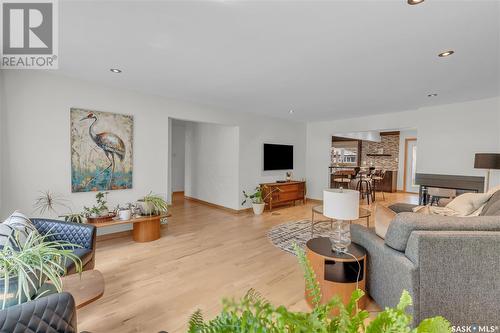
[323,189,359,220]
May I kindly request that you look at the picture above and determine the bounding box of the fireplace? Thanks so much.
[414,173,485,205]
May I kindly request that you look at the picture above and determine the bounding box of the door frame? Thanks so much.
[403,138,418,193]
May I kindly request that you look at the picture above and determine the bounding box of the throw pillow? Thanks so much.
[1,211,39,249]
[374,204,396,239]
[480,189,500,216]
[446,192,493,216]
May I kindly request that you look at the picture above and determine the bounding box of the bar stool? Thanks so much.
[332,170,352,189]
[356,169,373,204]
[371,169,386,200]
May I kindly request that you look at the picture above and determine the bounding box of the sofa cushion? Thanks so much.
[384,213,500,251]
[374,205,396,239]
[445,192,492,216]
[480,190,500,216]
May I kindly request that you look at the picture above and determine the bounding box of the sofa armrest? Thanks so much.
[405,230,500,326]
[31,218,96,250]
[351,224,419,319]
[0,292,77,333]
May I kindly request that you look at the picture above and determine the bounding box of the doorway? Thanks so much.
[404,138,418,193]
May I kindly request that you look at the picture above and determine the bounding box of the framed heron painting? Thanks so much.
[70,108,133,192]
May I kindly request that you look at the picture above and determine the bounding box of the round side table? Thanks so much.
[305,237,367,313]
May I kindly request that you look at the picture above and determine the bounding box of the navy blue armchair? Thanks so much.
[0,292,77,333]
[30,219,97,274]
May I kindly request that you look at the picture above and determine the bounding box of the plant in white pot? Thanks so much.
[136,192,169,216]
[0,232,82,309]
[242,186,281,215]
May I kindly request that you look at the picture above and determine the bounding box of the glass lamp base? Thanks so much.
[330,220,351,253]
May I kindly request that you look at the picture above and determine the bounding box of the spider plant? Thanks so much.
[188,243,451,333]
[0,231,82,309]
[137,192,169,216]
[60,213,85,224]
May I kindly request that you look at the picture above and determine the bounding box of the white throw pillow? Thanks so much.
[1,211,39,249]
[445,193,493,216]
[374,205,396,239]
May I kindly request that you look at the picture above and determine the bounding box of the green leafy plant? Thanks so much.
[60,213,85,224]
[0,231,82,309]
[188,243,451,333]
[241,185,282,206]
[83,191,109,217]
[137,192,169,216]
[242,187,264,205]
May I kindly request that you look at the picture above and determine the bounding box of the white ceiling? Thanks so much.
[57,0,500,121]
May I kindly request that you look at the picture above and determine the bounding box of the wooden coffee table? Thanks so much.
[61,270,105,309]
[311,205,371,237]
[91,214,171,242]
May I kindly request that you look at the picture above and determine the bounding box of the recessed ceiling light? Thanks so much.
[438,50,454,57]
[407,0,425,5]
[427,93,438,97]
[110,68,122,73]
[289,109,294,114]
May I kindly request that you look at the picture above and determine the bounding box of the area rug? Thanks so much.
[267,219,337,255]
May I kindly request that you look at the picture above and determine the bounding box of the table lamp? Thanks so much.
[474,153,500,192]
[323,188,359,253]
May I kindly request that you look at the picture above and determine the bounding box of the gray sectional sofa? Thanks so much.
[351,197,500,327]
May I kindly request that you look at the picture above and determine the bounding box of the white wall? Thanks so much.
[1,71,306,232]
[238,118,307,207]
[397,129,418,191]
[306,97,500,200]
[0,71,5,215]
[171,120,186,192]
[185,121,240,209]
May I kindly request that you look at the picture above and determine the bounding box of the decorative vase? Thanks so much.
[252,203,265,215]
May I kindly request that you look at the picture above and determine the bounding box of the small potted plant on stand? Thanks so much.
[242,186,281,215]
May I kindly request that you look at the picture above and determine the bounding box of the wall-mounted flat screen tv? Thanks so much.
[263,143,293,170]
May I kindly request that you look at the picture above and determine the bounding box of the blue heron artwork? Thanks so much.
[70,108,133,192]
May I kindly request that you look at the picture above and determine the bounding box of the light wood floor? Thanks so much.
[78,191,418,333]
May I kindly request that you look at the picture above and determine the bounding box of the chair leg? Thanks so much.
[371,182,375,202]
[311,210,314,238]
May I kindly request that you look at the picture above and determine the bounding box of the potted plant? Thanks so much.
[242,187,265,215]
[188,244,451,332]
[0,232,82,309]
[33,190,85,223]
[136,192,169,216]
[60,213,85,223]
[116,203,133,221]
[242,186,282,215]
[83,191,110,218]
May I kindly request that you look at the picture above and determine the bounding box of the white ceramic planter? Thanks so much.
[118,209,132,220]
[252,203,265,215]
